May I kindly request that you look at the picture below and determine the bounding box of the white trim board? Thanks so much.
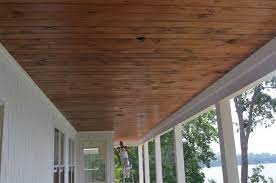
[139,37,276,144]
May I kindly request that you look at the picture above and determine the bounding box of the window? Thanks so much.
[53,128,65,183]
[84,147,106,183]
[69,138,75,183]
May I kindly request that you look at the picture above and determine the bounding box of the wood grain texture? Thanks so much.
[0,0,275,140]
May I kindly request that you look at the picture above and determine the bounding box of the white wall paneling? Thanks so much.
[0,104,3,174]
[0,44,77,183]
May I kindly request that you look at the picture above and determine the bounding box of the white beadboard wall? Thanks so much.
[0,44,77,183]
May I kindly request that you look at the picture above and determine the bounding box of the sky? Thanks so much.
[211,76,276,155]
[230,99,276,154]
[211,101,276,154]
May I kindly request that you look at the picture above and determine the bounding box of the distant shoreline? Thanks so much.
[208,161,276,168]
[202,153,276,168]
[202,163,276,182]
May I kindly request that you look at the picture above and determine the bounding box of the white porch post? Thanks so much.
[144,142,150,183]
[155,135,163,183]
[138,144,144,183]
[216,99,240,183]
[174,124,186,183]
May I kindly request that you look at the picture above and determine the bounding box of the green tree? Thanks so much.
[158,110,218,183]
[233,77,276,183]
[208,179,217,183]
[148,140,156,183]
[182,109,218,183]
[161,130,177,182]
[114,146,139,183]
[249,165,274,183]
[114,110,219,183]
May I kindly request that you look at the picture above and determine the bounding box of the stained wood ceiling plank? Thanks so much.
[0,36,271,46]
[1,33,273,40]
[1,26,276,36]
[0,18,275,28]
[4,48,257,58]
[0,6,275,19]
[3,40,269,52]
[1,1,276,8]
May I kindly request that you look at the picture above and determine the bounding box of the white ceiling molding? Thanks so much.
[139,37,276,144]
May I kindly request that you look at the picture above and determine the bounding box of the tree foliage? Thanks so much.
[234,77,276,183]
[114,110,218,183]
[249,165,274,183]
[160,130,177,182]
[114,146,139,183]
[148,140,156,183]
[182,109,218,183]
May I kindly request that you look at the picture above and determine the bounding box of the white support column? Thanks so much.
[138,145,144,183]
[174,124,186,183]
[216,99,240,183]
[144,142,150,183]
[155,135,163,183]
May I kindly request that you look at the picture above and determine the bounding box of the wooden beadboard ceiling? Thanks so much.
[0,0,276,141]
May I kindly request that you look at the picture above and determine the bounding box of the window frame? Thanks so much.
[53,128,66,183]
[68,138,75,183]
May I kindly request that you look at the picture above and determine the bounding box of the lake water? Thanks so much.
[202,163,276,183]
